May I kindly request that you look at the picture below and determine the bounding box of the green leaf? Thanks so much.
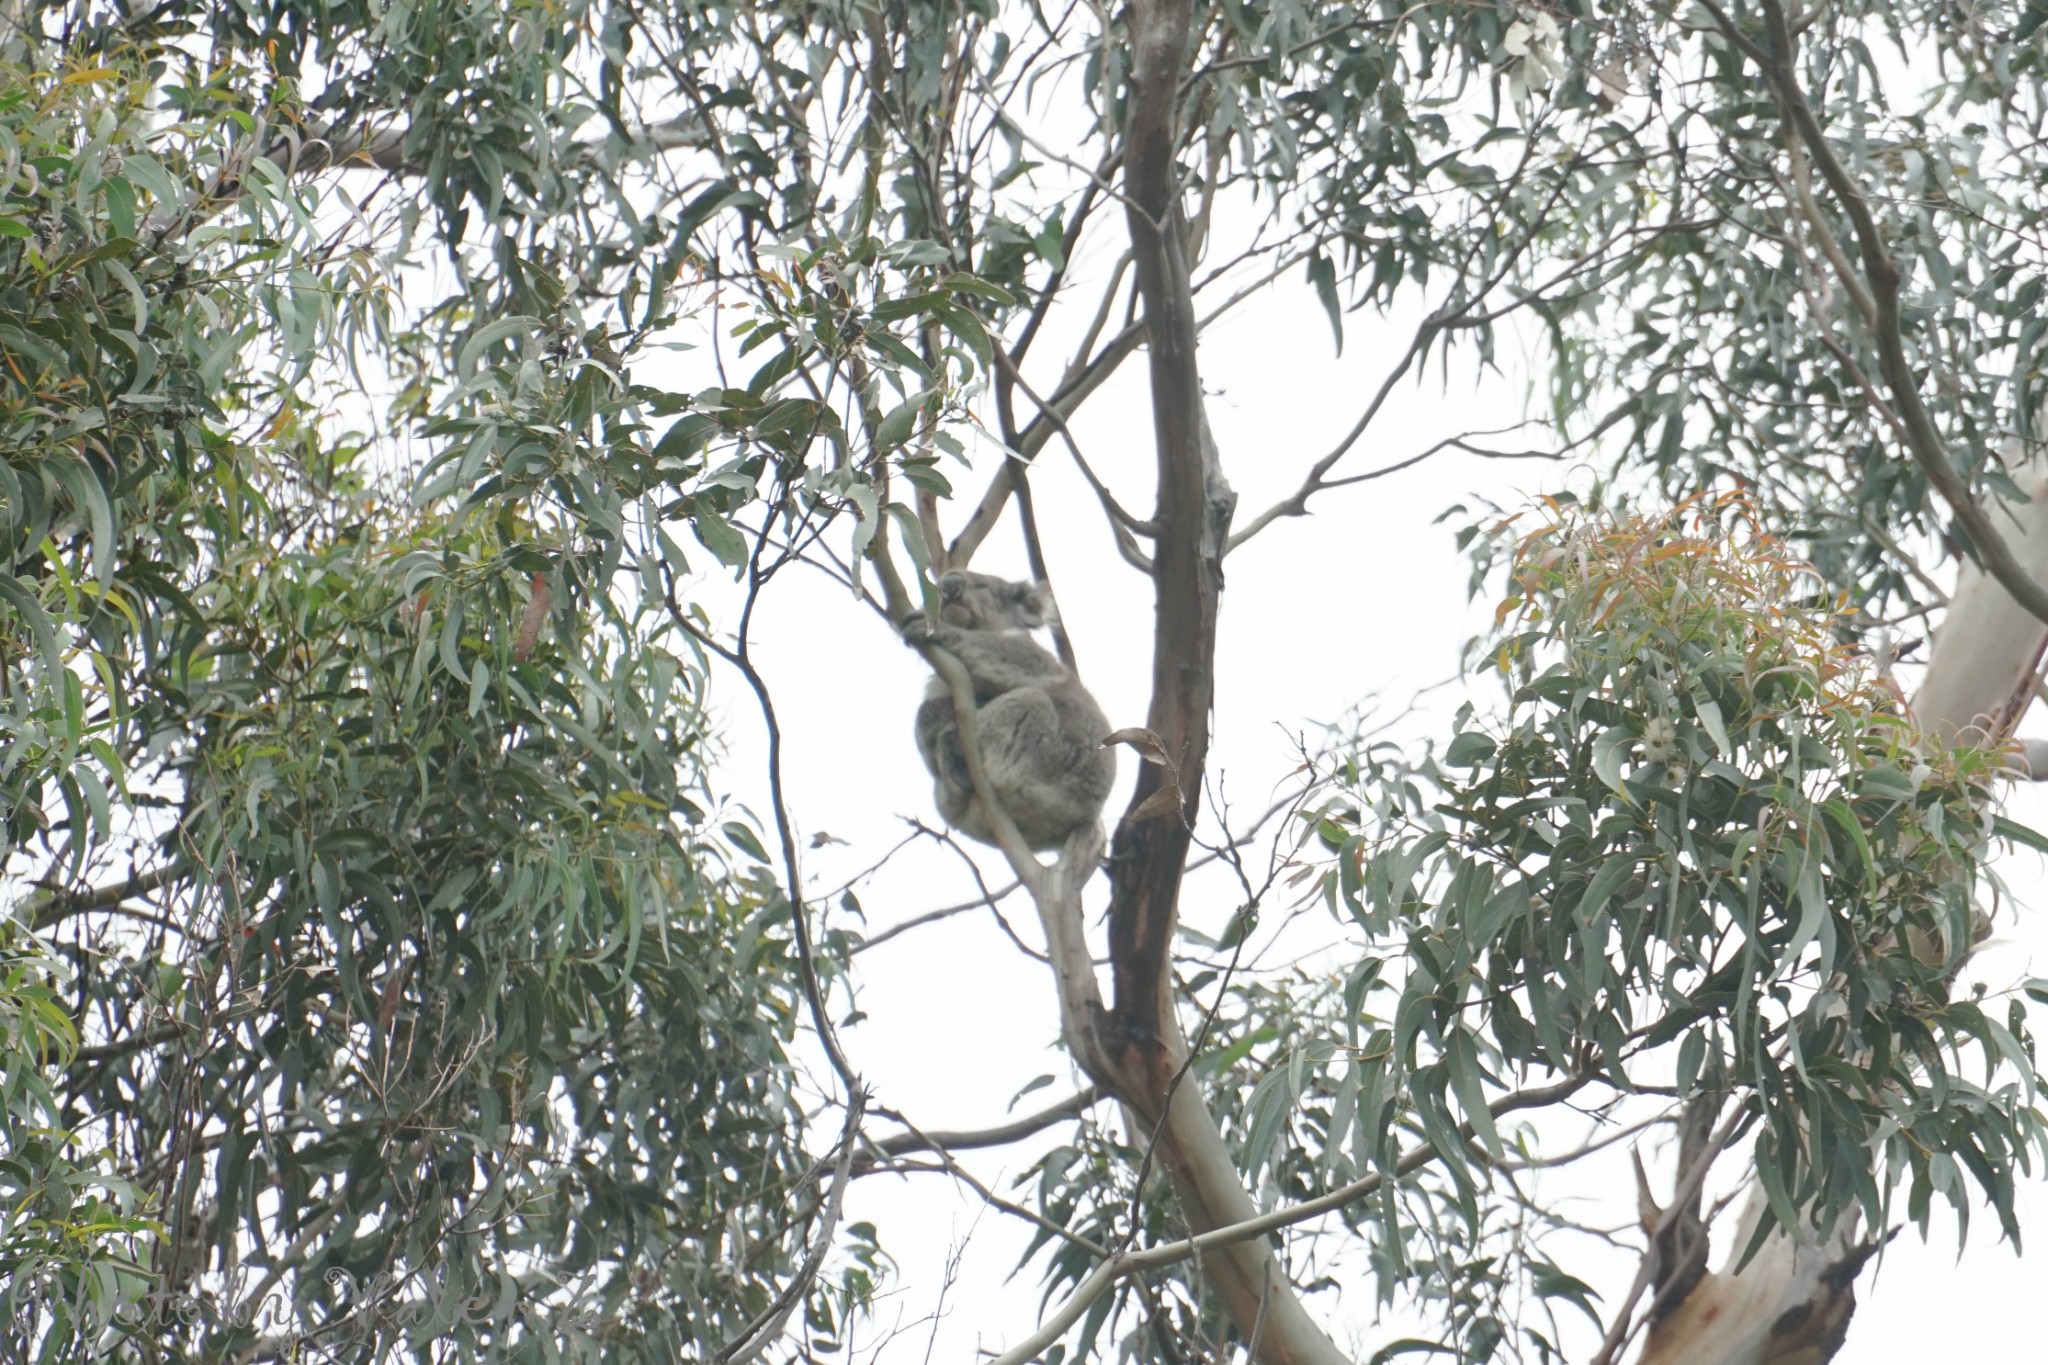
[1529,1262,1604,1329]
[1307,253,1343,354]
[1775,851,1828,978]
[691,508,749,570]
[1978,1015,2037,1107]
[1465,878,1527,948]
[898,460,953,496]
[1590,726,1633,801]
[1994,814,2048,857]
[49,456,116,591]
[1442,730,1495,767]
[0,574,61,676]
[674,183,765,244]
[873,394,925,453]
[102,175,136,238]
[1676,1028,1706,1095]
[1694,696,1731,759]
[456,315,540,374]
[1821,799,1876,896]
[1576,852,1635,925]
[940,273,1017,306]
[723,822,771,864]
[1447,1030,1503,1159]
[886,503,933,584]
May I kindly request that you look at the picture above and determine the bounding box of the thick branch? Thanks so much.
[1111,0,1233,1062]
[1095,7,1347,1365]
[945,461,1017,569]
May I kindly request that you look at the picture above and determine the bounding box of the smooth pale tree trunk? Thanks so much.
[1912,456,2048,769]
[1637,463,2048,1365]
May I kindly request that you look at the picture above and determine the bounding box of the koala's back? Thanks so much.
[946,630,1070,699]
[937,570,1051,632]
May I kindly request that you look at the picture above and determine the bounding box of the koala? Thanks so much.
[904,571,1117,850]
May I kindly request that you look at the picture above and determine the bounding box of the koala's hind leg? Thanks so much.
[976,688,1112,849]
[914,691,978,832]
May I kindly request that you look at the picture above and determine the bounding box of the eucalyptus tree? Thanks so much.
[0,14,828,1363]
[10,0,2048,1362]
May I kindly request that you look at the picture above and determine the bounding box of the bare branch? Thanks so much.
[850,874,1027,955]
[658,548,862,1096]
[906,819,1050,964]
[1023,317,1149,460]
[864,1086,1102,1161]
[993,348,1157,574]
[1781,125,1876,330]
[1228,425,1574,553]
[25,861,189,931]
[995,349,1156,536]
[1061,250,1135,393]
[945,461,1018,569]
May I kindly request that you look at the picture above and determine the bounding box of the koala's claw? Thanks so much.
[900,613,935,645]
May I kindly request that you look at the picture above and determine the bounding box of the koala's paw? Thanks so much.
[899,613,935,646]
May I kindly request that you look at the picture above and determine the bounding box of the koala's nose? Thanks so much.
[939,572,966,600]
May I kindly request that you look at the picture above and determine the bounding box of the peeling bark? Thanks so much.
[1638,1193,1867,1365]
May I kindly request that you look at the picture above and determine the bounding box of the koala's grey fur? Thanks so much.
[905,571,1116,850]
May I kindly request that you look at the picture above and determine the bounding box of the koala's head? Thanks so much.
[936,571,1053,632]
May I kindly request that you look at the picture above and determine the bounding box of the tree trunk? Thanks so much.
[1010,3,1354,1362]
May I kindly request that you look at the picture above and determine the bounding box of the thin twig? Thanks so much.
[713,1091,868,1365]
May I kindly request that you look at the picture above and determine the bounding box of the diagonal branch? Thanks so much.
[1698,0,2048,628]
[993,347,1156,574]
[712,1090,867,1365]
